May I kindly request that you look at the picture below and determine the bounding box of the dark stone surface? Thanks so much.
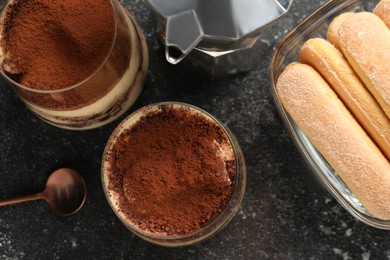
[0,0,389,259]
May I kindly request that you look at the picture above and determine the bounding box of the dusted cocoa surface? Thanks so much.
[0,0,115,90]
[0,0,389,259]
[107,106,235,236]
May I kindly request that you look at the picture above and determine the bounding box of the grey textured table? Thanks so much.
[0,0,389,259]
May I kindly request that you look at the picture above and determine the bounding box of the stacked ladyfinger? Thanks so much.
[276,0,390,220]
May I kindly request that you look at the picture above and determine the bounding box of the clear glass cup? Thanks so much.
[0,0,148,130]
[270,0,390,230]
[101,102,246,246]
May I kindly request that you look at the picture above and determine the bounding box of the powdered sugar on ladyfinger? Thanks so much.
[276,63,390,220]
[300,38,390,160]
[374,0,390,29]
[338,12,390,118]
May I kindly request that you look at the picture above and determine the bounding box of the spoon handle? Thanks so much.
[0,193,44,207]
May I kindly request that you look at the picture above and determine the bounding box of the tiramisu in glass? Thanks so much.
[102,102,246,246]
[0,0,148,130]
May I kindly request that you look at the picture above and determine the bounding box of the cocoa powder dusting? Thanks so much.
[0,0,115,89]
[107,106,236,236]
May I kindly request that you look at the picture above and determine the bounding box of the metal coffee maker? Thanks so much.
[147,0,293,79]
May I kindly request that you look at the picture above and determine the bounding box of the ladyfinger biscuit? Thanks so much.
[276,63,390,220]
[338,12,390,118]
[374,0,390,29]
[300,38,390,160]
[327,12,354,50]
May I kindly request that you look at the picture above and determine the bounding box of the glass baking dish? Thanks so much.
[270,0,390,230]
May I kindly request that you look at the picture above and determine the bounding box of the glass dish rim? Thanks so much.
[269,0,390,230]
[101,101,247,246]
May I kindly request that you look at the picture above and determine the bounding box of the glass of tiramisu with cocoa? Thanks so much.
[0,0,148,130]
[101,102,246,247]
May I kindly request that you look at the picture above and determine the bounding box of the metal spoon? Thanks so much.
[0,168,87,216]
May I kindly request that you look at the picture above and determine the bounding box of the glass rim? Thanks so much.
[0,0,118,94]
[101,101,246,245]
